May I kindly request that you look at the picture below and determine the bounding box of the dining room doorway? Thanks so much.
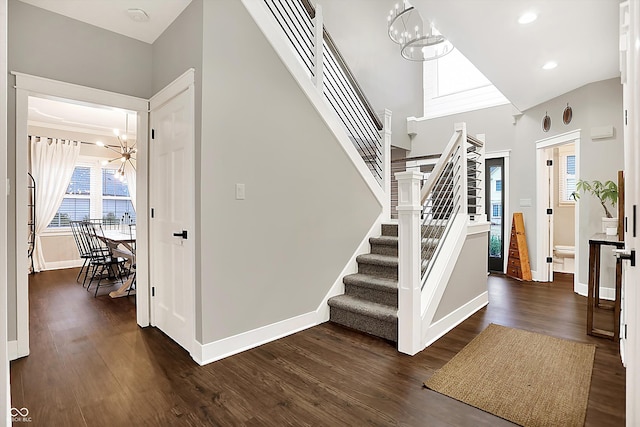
[12,73,150,360]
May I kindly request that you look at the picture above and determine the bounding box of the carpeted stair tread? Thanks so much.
[327,294,397,322]
[356,253,398,267]
[369,235,398,246]
[343,273,397,293]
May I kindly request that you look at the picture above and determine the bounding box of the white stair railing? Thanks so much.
[396,123,485,355]
[263,0,387,187]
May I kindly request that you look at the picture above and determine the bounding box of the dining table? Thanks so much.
[99,228,136,298]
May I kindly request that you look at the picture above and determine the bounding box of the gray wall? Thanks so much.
[6,0,153,340]
[316,0,423,150]
[151,0,204,340]
[198,0,381,343]
[434,231,488,322]
[410,78,624,289]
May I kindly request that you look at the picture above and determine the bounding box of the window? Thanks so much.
[49,166,91,227]
[495,180,502,192]
[48,159,135,228]
[423,48,510,119]
[102,169,135,224]
[558,146,576,204]
[492,204,502,218]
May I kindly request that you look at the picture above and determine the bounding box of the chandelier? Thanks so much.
[387,1,453,61]
[98,113,136,182]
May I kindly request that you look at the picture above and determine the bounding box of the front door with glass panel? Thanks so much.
[486,158,505,272]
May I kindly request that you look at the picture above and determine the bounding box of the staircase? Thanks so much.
[327,224,399,341]
[328,223,440,342]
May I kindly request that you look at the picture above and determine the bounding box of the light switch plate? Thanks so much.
[520,198,532,207]
[235,183,245,200]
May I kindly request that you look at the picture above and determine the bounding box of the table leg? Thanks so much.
[109,275,135,298]
[587,242,596,336]
[593,244,602,307]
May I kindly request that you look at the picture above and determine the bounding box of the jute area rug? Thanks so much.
[424,323,596,427]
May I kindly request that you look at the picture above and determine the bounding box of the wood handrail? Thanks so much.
[467,134,483,147]
[300,0,384,131]
[391,153,440,164]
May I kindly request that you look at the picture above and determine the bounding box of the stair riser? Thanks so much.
[358,263,397,280]
[330,307,397,342]
[370,243,398,257]
[381,224,398,237]
[344,283,397,308]
[381,224,446,238]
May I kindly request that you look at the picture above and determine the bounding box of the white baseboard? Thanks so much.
[575,282,615,300]
[8,340,18,361]
[44,259,83,271]
[192,310,319,366]
[422,291,489,348]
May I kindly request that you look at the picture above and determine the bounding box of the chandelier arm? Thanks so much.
[127,159,136,172]
[102,145,123,155]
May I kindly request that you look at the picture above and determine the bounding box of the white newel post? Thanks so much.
[396,170,423,355]
[381,109,392,220]
[312,4,323,90]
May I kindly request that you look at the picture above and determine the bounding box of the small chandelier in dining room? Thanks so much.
[387,1,453,61]
[97,113,136,182]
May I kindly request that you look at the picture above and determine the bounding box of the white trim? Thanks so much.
[535,129,581,149]
[7,342,17,362]
[12,72,147,111]
[316,212,386,322]
[467,220,490,235]
[43,259,83,271]
[423,291,489,347]
[192,311,318,366]
[240,0,385,206]
[149,71,196,357]
[420,214,468,346]
[13,73,151,361]
[486,150,510,274]
[535,130,581,295]
[1,1,9,422]
[148,68,194,111]
[575,282,616,300]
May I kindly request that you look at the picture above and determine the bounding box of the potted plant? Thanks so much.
[572,179,618,234]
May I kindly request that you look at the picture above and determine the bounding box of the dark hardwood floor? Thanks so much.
[10,269,625,426]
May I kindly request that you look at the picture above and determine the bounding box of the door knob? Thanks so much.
[613,248,635,266]
[173,230,188,239]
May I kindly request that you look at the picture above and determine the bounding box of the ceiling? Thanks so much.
[18,0,192,44]
[20,0,621,122]
[28,97,137,138]
[412,0,621,111]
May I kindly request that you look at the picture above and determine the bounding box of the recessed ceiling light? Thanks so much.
[542,61,558,70]
[127,8,149,22]
[518,12,538,25]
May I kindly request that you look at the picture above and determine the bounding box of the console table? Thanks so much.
[587,233,624,340]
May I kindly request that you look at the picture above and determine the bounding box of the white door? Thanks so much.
[149,81,195,354]
[620,2,639,424]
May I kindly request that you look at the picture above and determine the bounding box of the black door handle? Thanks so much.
[173,230,188,239]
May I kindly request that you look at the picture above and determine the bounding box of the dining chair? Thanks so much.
[70,220,93,284]
[80,221,127,297]
[126,223,136,295]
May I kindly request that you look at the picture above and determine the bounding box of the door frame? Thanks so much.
[12,72,150,358]
[486,150,510,274]
[535,130,580,292]
[148,69,196,356]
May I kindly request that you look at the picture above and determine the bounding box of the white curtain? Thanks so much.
[124,161,136,211]
[30,137,80,272]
